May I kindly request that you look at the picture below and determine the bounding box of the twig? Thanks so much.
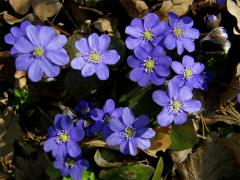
[51,0,65,24]
[45,19,70,36]
[78,5,104,16]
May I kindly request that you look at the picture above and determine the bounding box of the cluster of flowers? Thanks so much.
[5,21,120,82]
[125,12,204,126]
[44,99,155,179]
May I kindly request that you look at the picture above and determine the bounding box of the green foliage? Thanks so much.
[170,120,199,150]
[46,165,60,177]
[99,164,154,180]
[152,157,164,180]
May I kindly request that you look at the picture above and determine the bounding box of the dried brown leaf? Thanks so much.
[0,11,36,25]
[227,0,240,35]
[155,0,193,21]
[14,70,27,89]
[143,127,171,157]
[31,0,62,21]
[0,107,23,174]
[9,0,31,15]
[173,134,240,180]
[119,0,148,17]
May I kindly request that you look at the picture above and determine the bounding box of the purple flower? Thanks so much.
[71,33,120,80]
[164,12,200,55]
[125,13,168,50]
[171,55,205,89]
[106,107,155,156]
[12,25,69,82]
[53,155,89,180]
[90,99,123,138]
[43,114,85,159]
[75,100,94,118]
[152,80,201,127]
[76,117,97,137]
[128,46,172,87]
[204,14,220,30]
[237,94,240,103]
[4,21,31,55]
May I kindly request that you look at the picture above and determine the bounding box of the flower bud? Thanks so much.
[204,14,221,30]
[200,27,228,45]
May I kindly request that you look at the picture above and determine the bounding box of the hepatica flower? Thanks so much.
[71,33,120,80]
[106,107,155,156]
[152,80,201,127]
[4,20,31,55]
[44,114,85,159]
[90,99,123,138]
[171,55,205,89]
[128,46,172,87]
[76,117,97,137]
[164,12,200,55]
[75,100,94,118]
[125,13,168,50]
[53,155,89,180]
[12,25,69,82]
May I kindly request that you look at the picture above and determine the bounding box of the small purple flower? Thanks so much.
[43,114,85,159]
[12,25,69,82]
[171,55,205,89]
[125,13,168,50]
[237,94,240,103]
[106,107,155,156]
[76,117,97,137]
[204,14,220,30]
[75,100,94,118]
[152,80,201,127]
[128,46,172,87]
[4,20,31,55]
[164,12,200,55]
[53,155,89,180]
[91,99,123,138]
[71,33,120,80]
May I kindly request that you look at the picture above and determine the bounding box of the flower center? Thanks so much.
[65,158,76,168]
[33,47,44,57]
[125,127,136,138]
[173,27,183,38]
[143,30,153,41]
[83,118,93,127]
[82,107,90,115]
[103,114,111,122]
[183,68,193,79]
[89,52,101,63]
[170,98,182,114]
[144,58,155,73]
[57,130,70,144]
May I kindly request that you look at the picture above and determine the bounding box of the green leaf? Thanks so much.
[65,34,83,59]
[63,177,73,180]
[152,157,164,180]
[94,149,126,167]
[170,120,199,151]
[109,37,126,65]
[99,164,154,180]
[46,165,60,177]
[82,170,96,180]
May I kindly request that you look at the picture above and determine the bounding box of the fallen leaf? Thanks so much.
[94,18,120,38]
[0,107,23,174]
[14,70,27,89]
[173,133,240,180]
[9,0,31,15]
[0,11,36,25]
[119,0,148,17]
[143,127,171,158]
[227,0,240,35]
[155,0,193,21]
[31,0,62,21]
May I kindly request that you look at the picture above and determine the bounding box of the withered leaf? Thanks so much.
[119,0,148,17]
[9,0,31,15]
[31,0,62,21]
[143,127,171,158]
[0,11,36,25]
[227,0,240,35]
[156,0,193,21]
